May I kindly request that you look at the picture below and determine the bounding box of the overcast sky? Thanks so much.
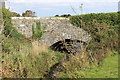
[6,0,120,17]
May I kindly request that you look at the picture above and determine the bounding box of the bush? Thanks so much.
[2,8,24,40]
[70,12,118,27]
[32,21,44,39]
[69,12,118,62]
[2,39,65,78]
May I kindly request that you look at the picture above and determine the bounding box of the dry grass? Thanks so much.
[32,40,48,55]
[0,66,2,78]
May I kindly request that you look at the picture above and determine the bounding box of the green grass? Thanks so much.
[1,38,118,78]
[2,49,65,78]
[83,54,118,78]
[58,54,118,78]
[1,38,65,78]
[1,9,119,78]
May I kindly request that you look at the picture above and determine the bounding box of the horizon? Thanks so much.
[5,0,120,17]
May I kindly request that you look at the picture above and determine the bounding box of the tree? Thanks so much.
[11,12,21,17]
[22,10,36,17]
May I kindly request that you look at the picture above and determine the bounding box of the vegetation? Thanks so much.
[11,12,21,17]
[1,9,119,78]
[70,12,118,27]
[58,52,118,78]
[22,10,36,17]
[70,12,118,63]
[55,14,71,18]
[32,21,45,40]
[1,38,118,78]
[2,38,65,78]
[2,8,25,40]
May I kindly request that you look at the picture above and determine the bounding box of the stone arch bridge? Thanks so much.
[12,17,91,54]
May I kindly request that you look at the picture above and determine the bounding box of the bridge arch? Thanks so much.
[50,39,87,54]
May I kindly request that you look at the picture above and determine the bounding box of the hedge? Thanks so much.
[70,12,118,27]
[69,12,118,61]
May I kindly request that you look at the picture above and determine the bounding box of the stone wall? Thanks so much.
[11,17,40,37]
[11,17,91,46]
[11,17,69,38]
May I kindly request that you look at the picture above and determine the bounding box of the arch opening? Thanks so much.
[50,39,87,54]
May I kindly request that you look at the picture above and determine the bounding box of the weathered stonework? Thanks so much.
[11,17,91,46]
[40,18,91,46]
[11,17,40,37]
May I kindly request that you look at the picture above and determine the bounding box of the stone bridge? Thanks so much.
[12,17,91,54]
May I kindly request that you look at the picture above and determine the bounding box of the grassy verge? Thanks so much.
[58,53,118,78]
[1,38,118,78]
[82,54,118,78]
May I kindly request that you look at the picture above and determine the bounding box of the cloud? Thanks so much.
[6,0,118,17]
[9,0,69,4]
[9,0,119,4]
[40,8,53,10]
[8,0,119,8]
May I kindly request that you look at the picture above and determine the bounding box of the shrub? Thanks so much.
[22,10,36,17]
[32,21,44,39]
[69,12,118,62]
[2,8,24,40]
[70,12,118,27]
[2,39,65,78]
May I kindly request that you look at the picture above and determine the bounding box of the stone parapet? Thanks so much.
[11,17,91,46]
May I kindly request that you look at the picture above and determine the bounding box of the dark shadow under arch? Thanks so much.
[50,39,87,54]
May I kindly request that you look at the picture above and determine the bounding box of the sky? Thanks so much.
[5,0,120,17]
